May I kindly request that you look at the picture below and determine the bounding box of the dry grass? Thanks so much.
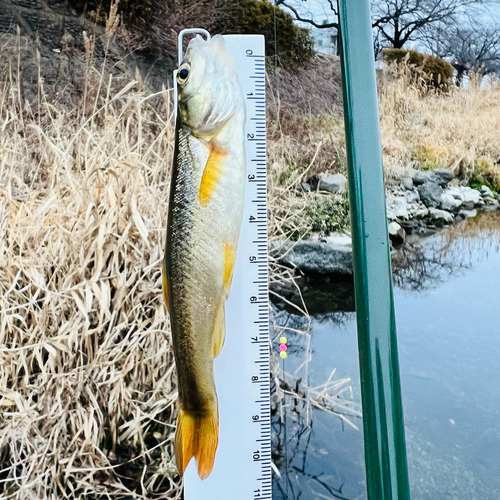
[266,54,350,242]
[268,58,500,195]
[378,63,500,185]
[0,44,181,497]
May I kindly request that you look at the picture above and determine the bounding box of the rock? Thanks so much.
[271,237,353,275]
[406,202,420,216]
[417,181,444,207]
[483,196,499,206]
[459,209,477,218]
[301,182,311,192]
[433,168,455,186]
[442,186,480,207]
[481,185,495,198]
[461,201,475,210]
[413,169,455,189]
[413,170,435,186]
[461,187,482,204]
[415,207,429,219]
[439,193,462,211]
[317,173,348,194]
[398,219,419,235]
[429,208,454,224]
[386,196,409,220]
[401,177,414,190]
[406,189,420,203]
[388,221,405,244]
[444,186,464,200]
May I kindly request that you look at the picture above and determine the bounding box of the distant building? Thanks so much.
[280,0,339,55]
[311,22,338,55]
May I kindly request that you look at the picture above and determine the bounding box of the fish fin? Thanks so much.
[175,408,219,480]
[212,303,226,359]
[175,409,197,478]
[223,241,236,294]
[199,140,227,207]
[162,259,169,312]
[195,409,219,480]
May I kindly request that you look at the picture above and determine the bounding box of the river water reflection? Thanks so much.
[272,211,500,500]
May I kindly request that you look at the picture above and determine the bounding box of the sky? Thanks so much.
[281,0,500,55]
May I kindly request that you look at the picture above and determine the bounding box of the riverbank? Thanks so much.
[267,56,500,249]
[270,179,500,314]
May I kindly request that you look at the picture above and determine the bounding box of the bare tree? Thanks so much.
[370,0,480,49]
[423,18,500,83]
[275,0,341,54]
[278,0,492,53]
[275,0,339,29]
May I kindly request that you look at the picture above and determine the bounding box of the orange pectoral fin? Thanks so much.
[162,259,169,312]
[199,140,227,207]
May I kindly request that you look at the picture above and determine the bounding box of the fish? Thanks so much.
[163,34,246,480]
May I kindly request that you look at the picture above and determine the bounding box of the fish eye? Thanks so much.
[177,65,190,84]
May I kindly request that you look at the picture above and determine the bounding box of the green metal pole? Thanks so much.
[337,1,411,500]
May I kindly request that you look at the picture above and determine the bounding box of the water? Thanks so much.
[272,211,500,500]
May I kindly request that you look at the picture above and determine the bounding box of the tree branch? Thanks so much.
[276,0,339,29]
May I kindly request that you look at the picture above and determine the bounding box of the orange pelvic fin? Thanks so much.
[199,140,227,207]
[175,408,219,480]
[223,241,236,293]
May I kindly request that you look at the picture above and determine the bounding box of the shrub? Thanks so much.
[236,0,315,66]
[469,157,500,193]
[411,143,452,170]
[66,0,314,67]
[383,48,453,90]
[304,195,350,235]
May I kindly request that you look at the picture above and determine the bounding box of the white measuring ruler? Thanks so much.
[178,34,271,499]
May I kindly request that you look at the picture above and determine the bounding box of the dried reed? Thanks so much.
[378,62,500,182]
[0,41,179,498]
[0,32,357,499]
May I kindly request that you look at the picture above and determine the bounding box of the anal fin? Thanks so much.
[212,303,226,358]
[162,259,169,312]
[223,241,236,296]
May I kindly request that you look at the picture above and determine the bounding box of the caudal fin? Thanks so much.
[175,408,219,480]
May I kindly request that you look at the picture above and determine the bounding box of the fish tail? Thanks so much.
[175,407,219,480]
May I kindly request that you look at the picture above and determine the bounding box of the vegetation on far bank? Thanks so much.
[267,55,500,240]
